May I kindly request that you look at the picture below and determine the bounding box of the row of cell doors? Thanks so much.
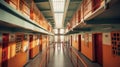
[71,33,103,65]
[1,33,43,67]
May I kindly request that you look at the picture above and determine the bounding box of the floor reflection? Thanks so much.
[48,42,73,67]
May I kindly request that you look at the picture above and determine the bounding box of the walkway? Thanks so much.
[25,43,101,67]
[48,43,73,67]
[25,43,73,67]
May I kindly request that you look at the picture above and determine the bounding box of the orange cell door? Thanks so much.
[2,33,9,67]
[78,35,81,51]
[71,36,72,46]
[39,35,42,51]
[94,33,103,65]
[29,35,33,59]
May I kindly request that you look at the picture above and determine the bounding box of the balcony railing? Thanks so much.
[69,47,88,67]
[40,46,50,67]
[63,43,88,67]
[4,0,52,32]
[20,0,30,17]
[66,0,104,31]
[83,0,103,18]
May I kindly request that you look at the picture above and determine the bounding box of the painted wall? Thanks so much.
[81,33,94,61]
[0,33,28,67]
[72,35,79,50]
[8,34,28,67]
[8,52,27,67]
[103,33,120,67]
[30,35,39,58]
[42,35,47,51]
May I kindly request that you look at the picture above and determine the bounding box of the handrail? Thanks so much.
[9,0,19,9]
[40,47,50,67]
[67,0,104,30]
[4,0,52,32]
[83,0,103,18]
[70,47,88,67]
[62,43,88,67]
[21,0,30,16]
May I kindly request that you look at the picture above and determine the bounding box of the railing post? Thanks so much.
[17,0,20,10]
[30,0,34,20]
[70,48,72,63]
[48,48,50,62]
[46,49,47,67]
[77,56,78,67]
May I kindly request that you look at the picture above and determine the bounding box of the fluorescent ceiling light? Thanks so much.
[52,0,65,28]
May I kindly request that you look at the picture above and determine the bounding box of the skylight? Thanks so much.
[52,0,65,28]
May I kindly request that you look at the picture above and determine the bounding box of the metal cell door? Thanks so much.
[2,33,9,67]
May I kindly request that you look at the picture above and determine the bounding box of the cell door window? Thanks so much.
[16,35,23,53]
[111,32,120,56]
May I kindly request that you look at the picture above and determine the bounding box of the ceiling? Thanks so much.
[34,0,55,28]
[34,0,120,34]
[64,0,82,27]
[34,0,82,29]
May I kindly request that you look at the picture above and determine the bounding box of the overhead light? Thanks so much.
[52,0,65,28]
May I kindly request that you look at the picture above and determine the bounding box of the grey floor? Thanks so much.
[24,52,43,67]
[25,43,102,67]
[48,43,73,67]
[25,43,73,67]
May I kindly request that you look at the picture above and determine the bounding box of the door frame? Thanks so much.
[71,35,72,46]
[29,35,33,59]
[93,33,103,65]
[39,35,42,52]
[78,35,81,51]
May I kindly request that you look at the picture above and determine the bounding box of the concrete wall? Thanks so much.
[81,33,94,61]
[103,32,120,67]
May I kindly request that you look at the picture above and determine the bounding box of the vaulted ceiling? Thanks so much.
[34,0,120,34]
[34,0,82,29]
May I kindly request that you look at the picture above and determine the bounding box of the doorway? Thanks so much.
[29,35,33,59]
[39,35,42,52]
[2,33,9,67]
[78,35,81,51]
[94,33,103,65]
[71,36,72,46]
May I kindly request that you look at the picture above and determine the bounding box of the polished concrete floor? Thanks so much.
[48,43,73,67]
[25,43,73,67]
[24,52,43,67]
[25,43,102,67]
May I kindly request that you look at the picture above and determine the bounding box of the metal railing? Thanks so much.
[63,43,88,67]
[69,47,88,67]
[4,0,52,32]
[83,0,103,18]
[67,0,104,30]
[20,0,30,16]
[40,47,50,67]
